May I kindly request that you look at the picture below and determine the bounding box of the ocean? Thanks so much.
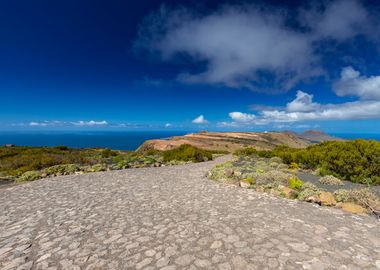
[0,131,378,151]
[0,131,188,150]
[331,133,380,141]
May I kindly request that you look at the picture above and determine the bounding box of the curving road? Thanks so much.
[0,156,379,269]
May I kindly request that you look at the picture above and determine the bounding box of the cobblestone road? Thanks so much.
[1,156,379,269]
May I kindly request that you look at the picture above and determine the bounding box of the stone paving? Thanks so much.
[0,156,379,269]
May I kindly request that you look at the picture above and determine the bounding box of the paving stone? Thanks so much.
[0,155,379,269]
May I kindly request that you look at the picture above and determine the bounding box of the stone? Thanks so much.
[319,192,337,206]
[210,240,223,249]
[175,254,194,266]
[338,203,368,214]
[306,195,321,204]
[239,181,251,188]
[224,168,234,178]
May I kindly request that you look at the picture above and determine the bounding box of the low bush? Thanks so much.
[90,164,107,172]
[101,148,118,158]
[257,140,380,185]
[44,164,80,176]
[297,182,322,201]
[319,175,344,186]
[255,170,293,186]
[334,188,378,207]
[17,171,41,182]
[163,144,213,162]
[242,176,256,185]
[288,177,303,190]
[234,147,257,156]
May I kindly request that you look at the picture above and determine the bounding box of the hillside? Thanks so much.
[137,130,340,153]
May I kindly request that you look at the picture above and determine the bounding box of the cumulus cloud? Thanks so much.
[136,0,374,91]
[229,112,256,122]
[192,115,208,124]
[223,90,380,126]
[333,66,380,100]
[286,90,320,112]
[165,123,172,127]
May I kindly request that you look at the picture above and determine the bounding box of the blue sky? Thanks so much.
[1,0,380,133]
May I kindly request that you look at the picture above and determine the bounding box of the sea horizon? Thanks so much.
[0,130,379,150]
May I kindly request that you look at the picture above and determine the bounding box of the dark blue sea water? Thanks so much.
[331,133,380,141]
[0,131,188,150]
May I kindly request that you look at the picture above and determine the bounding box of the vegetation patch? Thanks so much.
[288,177,303,190]
[254,140,380,185]
[1,144,219,183]
[163,144,214,163]
[319,175,344,186]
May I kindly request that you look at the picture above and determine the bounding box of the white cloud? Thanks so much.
[333,66,380,100]
[27,120,108,127]
[136,0,374,91]
[286,90,320,112]
[71,120,108,126]
[192,115,208,124]
[165,123,172,127]
[229,112,256,122]
[223,90,380,126]
[29,121,49,126]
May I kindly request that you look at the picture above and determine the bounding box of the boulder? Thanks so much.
[337,203,368,215]
[239,181,251,188]
[319,192,337,206]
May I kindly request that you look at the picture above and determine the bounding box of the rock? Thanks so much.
[306,195,321,204]
[239,181,251,188]
[281,187,297,199]
[338,203,368,214]
[319,192,337,206]
[224,168,234,178]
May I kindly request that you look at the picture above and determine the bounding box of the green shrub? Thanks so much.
[243,176,256,185]
[319,175,344,186]
[256,140,380,185]
[44,164,80,176]
[101,148,117,158]
[334,188,378,207]
[234,147,257,156]
[289,162,299,170]
[117,160,127,169]
[297,182,322,201]
[91,164,107,172]
[17,171,41,182]
[288,177,303,190]
[145,149,162,156]
[255,170,293,186]
[163,144,213,162]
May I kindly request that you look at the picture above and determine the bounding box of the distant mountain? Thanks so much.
[137,130,341,153]
[291,130,343,143]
